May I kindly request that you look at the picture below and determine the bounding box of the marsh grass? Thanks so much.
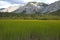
[0,20,60,40]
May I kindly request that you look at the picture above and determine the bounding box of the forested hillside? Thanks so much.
[0,12,60,20]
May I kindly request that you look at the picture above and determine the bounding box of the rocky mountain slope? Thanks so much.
[13,2,48,14]
[0,2,48,14]
[42,1,60,13]
[0,1,60,14]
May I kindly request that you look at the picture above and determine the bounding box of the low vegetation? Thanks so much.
[0,11,60,20]
[0,11,60,40]
[0,20,60,40]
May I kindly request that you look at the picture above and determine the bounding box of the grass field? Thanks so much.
[0,20,60,40]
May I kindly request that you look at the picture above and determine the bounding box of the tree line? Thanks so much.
[0,12,60,20]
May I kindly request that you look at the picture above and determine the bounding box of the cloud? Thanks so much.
[0,0,59,8]
[23,0,32,2]
[23,0,58,4]
[45,0,58,4]
[0,1,12,8]
[0,1,21,8]
[24,0,59,4]
[23,0,46,3]
[0,0,59,4]
[0,0,24,4]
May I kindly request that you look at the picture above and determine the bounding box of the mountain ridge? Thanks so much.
[0,1,60,14]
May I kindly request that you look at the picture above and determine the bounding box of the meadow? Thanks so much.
[0,20,60,40]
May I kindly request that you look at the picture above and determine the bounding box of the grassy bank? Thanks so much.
[0,20,60,40]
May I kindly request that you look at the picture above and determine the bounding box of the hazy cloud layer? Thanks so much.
[0,0,59,8]
[0,0,58,4]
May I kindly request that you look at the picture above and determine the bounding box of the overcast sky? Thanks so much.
[0,0,59,8]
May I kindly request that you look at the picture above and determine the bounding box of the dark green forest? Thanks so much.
[0,10,60,20]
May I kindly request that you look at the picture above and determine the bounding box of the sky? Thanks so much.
[0,0,59,8]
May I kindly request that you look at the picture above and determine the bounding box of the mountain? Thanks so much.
[0,1,60,14]
[42,1,60,13]
[13,2,48,14]
[0,8,5,10]
[0,8,7,12]
[49,10,60,16]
